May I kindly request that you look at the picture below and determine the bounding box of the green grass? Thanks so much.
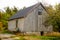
[31,35,60,40]
[38,36,60,40]
[10,35,60,40]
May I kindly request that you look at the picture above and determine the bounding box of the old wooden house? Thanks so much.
[8,3,53,34]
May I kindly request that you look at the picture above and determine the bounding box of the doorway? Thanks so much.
[40,31,44,36]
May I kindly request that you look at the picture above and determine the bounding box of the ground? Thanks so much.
[0,31,60,40]
[0,33,60,40]
[0,34,40,40]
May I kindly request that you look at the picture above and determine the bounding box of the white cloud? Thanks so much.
[0,0,60,10]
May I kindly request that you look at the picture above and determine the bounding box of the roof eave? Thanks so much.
[8,17,24,21]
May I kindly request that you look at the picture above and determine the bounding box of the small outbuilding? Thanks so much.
[8,3,53,35]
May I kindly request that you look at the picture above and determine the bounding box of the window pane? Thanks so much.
[38,11,42,15]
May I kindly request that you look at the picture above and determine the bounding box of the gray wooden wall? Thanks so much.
[8,19,17,31]
[23,4,53,32]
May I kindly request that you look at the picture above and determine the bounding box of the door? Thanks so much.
[40,31,44,36]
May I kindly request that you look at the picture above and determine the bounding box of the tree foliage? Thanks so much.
[0,7,18,30]
[45,3,60,32]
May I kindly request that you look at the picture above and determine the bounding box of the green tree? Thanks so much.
[45,4,60,32]
[0,7,18,30]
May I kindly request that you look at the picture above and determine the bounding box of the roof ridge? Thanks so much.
[8,2,47,20]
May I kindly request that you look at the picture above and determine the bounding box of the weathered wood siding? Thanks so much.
[37,5,53,32]
[47,25,53,32]
[18,18,24,32]
[37,5,47,32]
[23,4,53,32]
[24,9,38,32]
[8,20,16,31]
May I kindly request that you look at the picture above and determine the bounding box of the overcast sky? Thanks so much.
[0,0,60,10]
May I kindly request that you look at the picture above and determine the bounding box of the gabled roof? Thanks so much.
[9,3,47,20]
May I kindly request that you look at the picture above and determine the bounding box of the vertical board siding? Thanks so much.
[37,5,53,32]
[18,18,24,32]
[23,4,53,32]
[38,5,47,32]
[24,9,38,32]
[8,20,16,31]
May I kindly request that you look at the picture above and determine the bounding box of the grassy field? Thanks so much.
[1,31,60,40]
[30,35,60,40]
[10,35,60,40]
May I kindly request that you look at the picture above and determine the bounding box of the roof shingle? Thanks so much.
[9,4,37,20]
[9,3,46,20]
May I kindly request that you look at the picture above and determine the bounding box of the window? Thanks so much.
[38,9,42,15]
[38,11,42,15]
